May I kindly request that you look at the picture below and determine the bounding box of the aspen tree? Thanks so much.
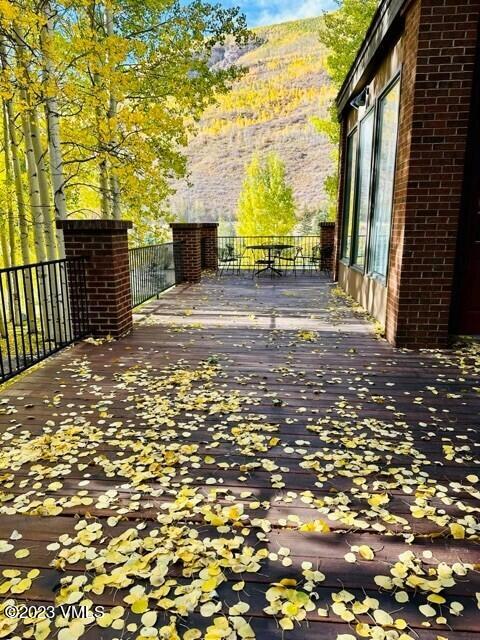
[39,1,67,259]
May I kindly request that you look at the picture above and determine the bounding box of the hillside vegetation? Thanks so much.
[170,16,336,233]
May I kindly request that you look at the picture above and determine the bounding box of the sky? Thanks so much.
[218,0,337,27]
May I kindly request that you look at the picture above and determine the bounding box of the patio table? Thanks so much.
[246,243,295,277]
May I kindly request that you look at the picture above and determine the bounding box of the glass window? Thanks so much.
[341,129,358,261]
[352,109,374,268]
[368,80,400,279]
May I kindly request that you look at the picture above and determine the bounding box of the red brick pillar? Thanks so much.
[386,0,480,348]
[201,223,219,271]
[320,222,336,273]
[170,223,202,283]
[57,219,133,337]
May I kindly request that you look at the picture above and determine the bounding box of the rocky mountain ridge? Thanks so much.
[170,16,335,233]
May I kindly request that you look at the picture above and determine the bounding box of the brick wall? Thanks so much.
[320,221,336,273]
[171,223,219,281]
[200,224,219,271]
[385,0,422,345]
[386,0,480,347]
[57,220,133,337]
[170,223,202,283]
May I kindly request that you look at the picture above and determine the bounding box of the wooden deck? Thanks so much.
[0,274,479,640]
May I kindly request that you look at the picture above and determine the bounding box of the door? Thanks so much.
[455,191,480,334]
[453,42,480,334]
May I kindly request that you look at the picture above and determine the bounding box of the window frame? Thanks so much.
[350,104,376,273]
[366,72,402,284]
[340,126,358,264]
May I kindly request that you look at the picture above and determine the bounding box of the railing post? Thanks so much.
[172,241,184,285]
[320,222,336,273]
[64,257,89,339]
[57,219,133,337]
[170,223,202,283]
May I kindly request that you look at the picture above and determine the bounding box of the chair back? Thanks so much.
[220,245,235,261]
[280,246,300,260]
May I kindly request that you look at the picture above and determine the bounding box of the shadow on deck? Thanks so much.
[135,273,367,333]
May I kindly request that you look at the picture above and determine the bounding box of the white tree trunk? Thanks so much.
[2,102,14,267]
[30,107,72,342]
[0,230,9,268]
[89,1,112,218]
[40,2,67,257]
[1,39,36,339]
[39,5,72,346]
[5,99,29,266]
[0,43,29,267]
[105,4,121,220]
[21,103,47,264]
[0,227,9,339]
[0,102,18,333]
[0,245,7,337]
[4,97,36,331]
[45,95,67,259]
[99,156,111,217]
[22,101,60,345]
[30,108,57,260]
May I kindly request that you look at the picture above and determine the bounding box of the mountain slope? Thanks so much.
[170,16,335,233]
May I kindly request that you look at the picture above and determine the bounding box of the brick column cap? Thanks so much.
[170,223,202,230]
[57,219,133,233]
[320,221,336,227]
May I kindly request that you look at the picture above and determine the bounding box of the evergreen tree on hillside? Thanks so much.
[236,153,296,236]
[313,0,378,219]
[295,206,328,235]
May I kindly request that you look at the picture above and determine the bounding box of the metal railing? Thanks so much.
[218,235,325,274]
[0,258,89,383]
[129,242,181,308]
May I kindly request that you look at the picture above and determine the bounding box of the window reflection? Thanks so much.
[369,80,400,279]
[352,110,374,269]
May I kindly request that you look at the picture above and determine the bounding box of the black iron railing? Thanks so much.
[129,242,181,308]
[0,257,89,383]
[218,236,325,275]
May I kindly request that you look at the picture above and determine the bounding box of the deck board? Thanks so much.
[0,274,479,639]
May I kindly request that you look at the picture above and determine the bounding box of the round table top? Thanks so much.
[246,244,295,250]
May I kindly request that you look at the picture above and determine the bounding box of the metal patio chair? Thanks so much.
[276,246,303,276]
[301,243,322,274]
[219,244,243,275]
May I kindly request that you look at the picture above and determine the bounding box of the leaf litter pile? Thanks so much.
[0,282,479,640]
